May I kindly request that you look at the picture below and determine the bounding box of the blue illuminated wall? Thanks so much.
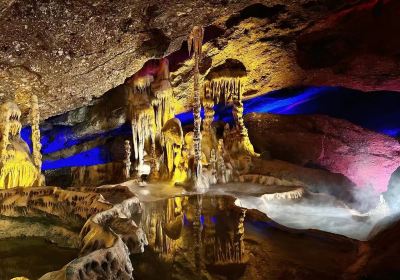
[22,86,400,172]
[21,123,132,171]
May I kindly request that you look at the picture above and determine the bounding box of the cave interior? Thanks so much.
[1,1,400,280]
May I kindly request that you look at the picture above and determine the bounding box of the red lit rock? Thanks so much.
[245,113,400,192]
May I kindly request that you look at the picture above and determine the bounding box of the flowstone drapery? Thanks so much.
[126,59,176,177]
[0,100,39,189]
[121,27,261,190]
[203,77,257,157]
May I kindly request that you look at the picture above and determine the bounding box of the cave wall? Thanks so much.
[24,84,400,188]
[2,0,400,121]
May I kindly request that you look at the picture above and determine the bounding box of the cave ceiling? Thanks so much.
[0,0,399,120]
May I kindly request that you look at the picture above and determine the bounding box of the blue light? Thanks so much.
[42,146,110,170]
[20,86,400,171]
[200,215,205,225]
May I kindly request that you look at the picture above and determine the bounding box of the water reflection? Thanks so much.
[140,194,249,278]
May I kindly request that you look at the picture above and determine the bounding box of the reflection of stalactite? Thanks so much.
[188,26,204,185]
[234,208,246,263]
[212,208,247,265]
[192,195,203,273]
[123,140,131,179]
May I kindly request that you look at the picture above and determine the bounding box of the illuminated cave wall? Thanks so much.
[22,86,400,187]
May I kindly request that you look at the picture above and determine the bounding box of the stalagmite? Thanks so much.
[148,130,158,180]
[161,118,185,182]
[188,25,205,189]
[202,84,215,133]
[30,94,44,186]
[0,100,39,189]
[203,77,257,157]
[123,140,131,179]
[209,149,217,184]
[217,139,228,184]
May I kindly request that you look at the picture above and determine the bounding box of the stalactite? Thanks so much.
[188,26,204,188]
[130,107,155,174]
[203,78,257,156]
[127,59,177,178]
[123,140,131,179]
[30,94,44,186]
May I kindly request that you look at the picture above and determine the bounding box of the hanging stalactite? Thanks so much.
[126,58,177,178]
[130,106,156,174]
[203,77,257,157]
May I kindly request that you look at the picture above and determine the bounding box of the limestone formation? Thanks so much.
[160,118,185,182]
[0,184,147,280]
[0,100,39,189]
[188,26,205,189]
[203,73,257,157]
[123,140,131,180]
[30,94,44,186]
[126,59,176,176]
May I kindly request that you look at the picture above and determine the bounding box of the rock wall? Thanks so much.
[1,0,399,120]
[245,113,400,192]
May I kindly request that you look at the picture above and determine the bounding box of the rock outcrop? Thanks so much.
[0,185,147,280]
[245,113,400,192]
[1,0,399,120]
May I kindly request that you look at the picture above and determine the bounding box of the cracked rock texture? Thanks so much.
[2,0,398,120]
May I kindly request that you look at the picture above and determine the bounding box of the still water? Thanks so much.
[0,237,78,280]
[132,194,359,280]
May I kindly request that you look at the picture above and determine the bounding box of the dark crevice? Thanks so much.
[138,28,171,57]
[205,58,247,80]
[226,3,287,29]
